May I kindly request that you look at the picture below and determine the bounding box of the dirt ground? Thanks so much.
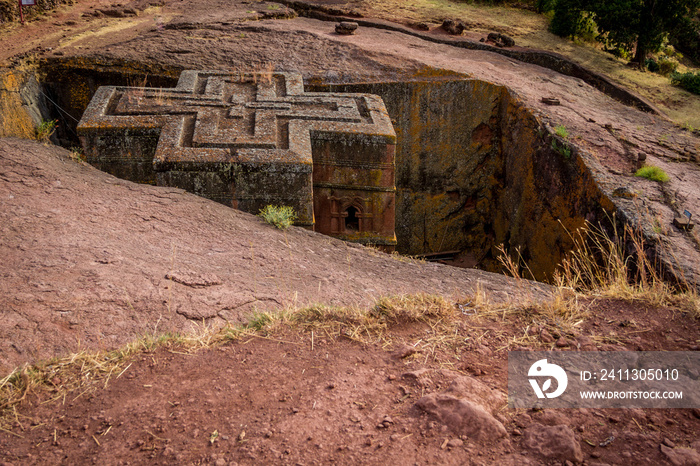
[1,283,699,465]
[1,0,700,464]
[0,142,698,465]
[0,138,548,374]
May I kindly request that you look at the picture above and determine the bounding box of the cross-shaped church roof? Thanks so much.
[78,70,397,248]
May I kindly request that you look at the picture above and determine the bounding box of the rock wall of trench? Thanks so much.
[1,61,180,146]
[318,79,615,280]
[36,58,181,146]
[0,70,46,139]
[492,91,616,280]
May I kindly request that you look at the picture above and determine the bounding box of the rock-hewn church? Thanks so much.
[78,70,397,249]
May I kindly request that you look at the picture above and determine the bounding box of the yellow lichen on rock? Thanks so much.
[0,71,36,139]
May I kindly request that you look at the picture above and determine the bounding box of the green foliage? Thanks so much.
[589,1,643,61]
[551,139,572,158]
[36,119,57,143]
[548,0,700,67]
[549,1,598,42]
[604,45,632,60]
[680,121,696,132]
[657,56,680,76]
[646,57,660,72]
[258,205,297,229]
[576,11,599,42]
[646,42,682,75]
[670,70,700,94]
[536,0,557,12]
[635,165,670,182]
[668,15,700,63]
[662,44,683,59]
[550,0,586,37]
[555,124,569,138]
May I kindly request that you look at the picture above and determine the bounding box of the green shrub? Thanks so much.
[550,0,584,38]
[258,205,297,229]
[647,54,679,76]
[555,125,569,138]
[36,119,57,143]
[575,11,598,43]
[669,17,700,63]
[536,0,557,13]
[603,45,632,61]
[657,57,679,76]
[670,71,700,95]
[661,44,682,60]
[646,58,660,72]
[551,139,572,159]
[635,165,670,183]
[680,122,696,132]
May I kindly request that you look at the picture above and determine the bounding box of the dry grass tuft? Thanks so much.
[388,250,426,264]
[0,330,244,427]
[371,294,456,322]
[498,216,699,322]
[491,217,700,349]
[555,220,698,315]
[0,334,151,426]
[248,294,457,343]
[468,285,588,345]
[0,294,463,425]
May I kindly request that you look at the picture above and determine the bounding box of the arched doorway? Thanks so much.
[344,205,360,232]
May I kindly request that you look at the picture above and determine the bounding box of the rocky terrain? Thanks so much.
[1,0,700,464]
[0,137,544,372]
[0,139,697,465]
[2,0,699,286]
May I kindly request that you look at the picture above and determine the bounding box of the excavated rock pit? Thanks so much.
[6,59,617,282]
[2,7,699,289]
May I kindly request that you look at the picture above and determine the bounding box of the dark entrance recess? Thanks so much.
[345,206,360,232]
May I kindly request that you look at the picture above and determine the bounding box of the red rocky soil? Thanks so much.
[2,0,700,464]
[0,140,699,466]
[0,233,699,465]
[0,138,547,373]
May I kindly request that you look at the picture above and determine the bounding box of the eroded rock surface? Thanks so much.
[415,375,507,441]
[661,444,700,466]
[522,423,584,463]
[0,137,549,372]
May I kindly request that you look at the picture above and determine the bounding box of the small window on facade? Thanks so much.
[345,206,360,232]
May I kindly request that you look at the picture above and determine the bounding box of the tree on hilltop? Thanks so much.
[551,0,700,69]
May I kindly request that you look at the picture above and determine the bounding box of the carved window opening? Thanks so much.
[344,206,360,232]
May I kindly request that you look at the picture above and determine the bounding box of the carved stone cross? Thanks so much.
[78,71,397,248]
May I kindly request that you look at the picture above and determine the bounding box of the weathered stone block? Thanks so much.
[78,71,396,248]
[673,216,695,231]
[335,21,358,35]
